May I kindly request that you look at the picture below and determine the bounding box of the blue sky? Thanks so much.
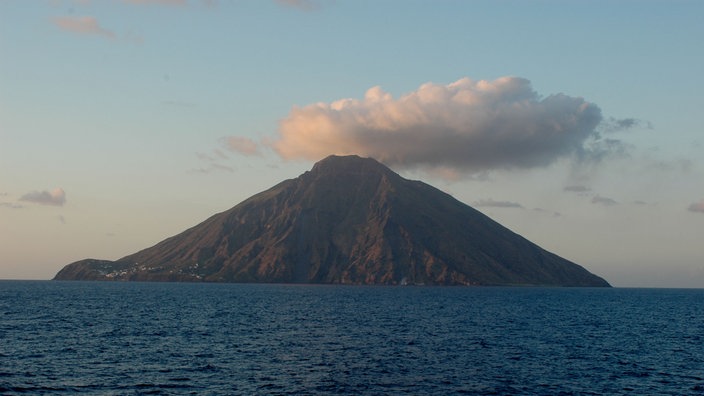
[1,0,703,286]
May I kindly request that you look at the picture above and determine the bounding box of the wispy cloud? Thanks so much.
[274,0,320,11]
[271,76,608,176]
[599,117,652,133]
[473,199,524,209]
[591,195,618,206]
[52,16,115,39]
[223,136,261,157]
[196,149,228,162]
[533,208,562,217]
[19,188,66,206]
[190,151,234,174]
[687,200,704,213]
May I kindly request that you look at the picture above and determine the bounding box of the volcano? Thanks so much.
[54,155,609,286]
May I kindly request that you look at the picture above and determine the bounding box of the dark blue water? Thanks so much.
[1,282,702,395]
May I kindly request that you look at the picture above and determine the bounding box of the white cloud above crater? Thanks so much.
[271,76,606,175]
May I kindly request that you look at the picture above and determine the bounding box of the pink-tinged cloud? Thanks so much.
[224,136,261,156]
[271,77,604,174]
[688,200,704,213]
[52,16,115,39]
[275,0,319,11]
[20,188,66,206]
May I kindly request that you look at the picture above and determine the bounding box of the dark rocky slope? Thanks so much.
[55,155,609,286]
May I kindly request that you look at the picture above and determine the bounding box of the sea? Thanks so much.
[1,281,702,395]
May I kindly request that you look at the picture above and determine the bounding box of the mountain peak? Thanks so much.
[310,155,392,175]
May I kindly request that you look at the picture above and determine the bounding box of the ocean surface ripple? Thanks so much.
[1,281,702,395]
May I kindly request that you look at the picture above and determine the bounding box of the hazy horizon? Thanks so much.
[2,1,703,287]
